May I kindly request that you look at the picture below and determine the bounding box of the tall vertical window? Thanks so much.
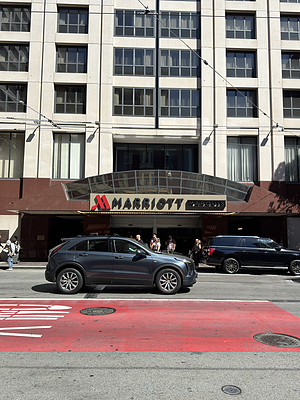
[227,90,257,117]
[54,85,86,114]
[226,51,256,77]
[0,84,27,112]
[56,46,87,73]
[226,14,255,39]
[0,5,30,31]
[53,134,85,179]
[281,16,300,40]
[0,44,29,71]
[0,132,24,178]
[115,10,154,37]
[283,90,300,118]
[58,8,88,34]
[160,89,200,117]
[160,50,200,77]
[160,12,199,38]
[282,53,300,78]
[114,88,153,116]
[285,137,300,182]
[227,137,257,182]
[114,48,154,75]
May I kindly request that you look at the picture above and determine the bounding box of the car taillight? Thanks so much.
[49,244,65,257]
[207,248,215,256]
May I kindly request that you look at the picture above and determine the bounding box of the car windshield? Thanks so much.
[259,239,279,249]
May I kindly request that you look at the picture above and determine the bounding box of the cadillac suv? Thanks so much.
[45,235,197,294]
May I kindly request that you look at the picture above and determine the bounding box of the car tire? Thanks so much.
[222,258,240,274]
[289,260,300,275]
[156,268,181,295]
[56,268,83,294]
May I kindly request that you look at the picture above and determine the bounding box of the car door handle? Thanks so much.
[115,255,123,259]
[79,253,88,257]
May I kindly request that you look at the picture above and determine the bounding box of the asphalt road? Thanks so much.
[0,266,299,400]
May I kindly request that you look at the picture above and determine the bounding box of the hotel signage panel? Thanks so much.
[90,194,227,213]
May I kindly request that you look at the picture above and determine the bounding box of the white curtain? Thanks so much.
[285,138,300,182]
[227,137,257,182]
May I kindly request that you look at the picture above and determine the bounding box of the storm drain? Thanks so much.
[80,307,116,316]
[221,386,241,395]
[253,332,300,348]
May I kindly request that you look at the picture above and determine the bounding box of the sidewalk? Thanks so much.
[0,261,46,270]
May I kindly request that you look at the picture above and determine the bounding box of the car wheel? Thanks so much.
[156,269,181,295]
[289,260,300,275]
[56,268,83,294]
[222,258,240,274]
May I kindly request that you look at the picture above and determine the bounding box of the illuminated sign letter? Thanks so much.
[91,195,110,211]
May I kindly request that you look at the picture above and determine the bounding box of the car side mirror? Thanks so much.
[136,249,146,257]
[275,245,283,251]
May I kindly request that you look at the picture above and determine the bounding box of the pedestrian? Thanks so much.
[2,239,15,271]
[166,235,176,254]
[156,238,161,252]
[150,233,157,250]
[191,239,200,266]
[136,234,144,244]
[12,235,20,264]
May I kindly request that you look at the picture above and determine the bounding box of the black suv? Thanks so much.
[45,235,197,294]
[203,235,300,275]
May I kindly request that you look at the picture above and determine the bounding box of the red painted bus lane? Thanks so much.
[0,300,299,352]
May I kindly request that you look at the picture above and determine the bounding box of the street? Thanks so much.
[0,266,299,399]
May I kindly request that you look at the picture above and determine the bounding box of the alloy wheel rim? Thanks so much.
[160,272,177,291]
[60,272,79,291]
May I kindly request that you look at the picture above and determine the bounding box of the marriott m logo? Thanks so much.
[91,195,111,211]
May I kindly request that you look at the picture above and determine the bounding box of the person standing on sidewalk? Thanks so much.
[2,240,15,271]
[12,236,20,264]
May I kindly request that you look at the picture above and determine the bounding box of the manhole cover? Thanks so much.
[222,386,241,395]
[253,332,300,348]
[80,307,116,316]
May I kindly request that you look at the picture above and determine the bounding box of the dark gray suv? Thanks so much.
[203,235,300,275]
[45,235,197,294]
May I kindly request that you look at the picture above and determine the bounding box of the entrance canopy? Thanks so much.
[65,170,252,203]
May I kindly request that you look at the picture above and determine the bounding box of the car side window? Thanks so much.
[245,238,260,248]
[88,239,109,252]
[259,239,277,249]
[70,241,87,251]
[114,239,140,254]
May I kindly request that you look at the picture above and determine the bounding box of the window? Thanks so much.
[160,12,199,38]
[114,48,154,75]
[114,239,140,254]
[54,85,86,114]
[226,14,255,39]
[227,90,257,117]
[0,5,30,31]
[285,137,300,182]
[53,133,85,179]
[0,132,24,178]
[114,87,153,116]
[160,89,199,117]
[281,16,300,40]
[160,50,200,77]
[58,8,88,34]
[56,46,87,73]
[0,44,29,71]
[88,239,109,252]
[113,143,198,172]
[115,10,154,37]
[281,0,300,3]
[283,90,300,118]
[0,84,26,112]
[226,51,256,77]
[227,137,257,182]
[282,53,300,78]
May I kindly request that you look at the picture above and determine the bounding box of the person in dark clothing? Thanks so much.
[136,234,144,244]
[191,239,200,266]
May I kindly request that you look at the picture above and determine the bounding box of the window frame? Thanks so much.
[160,89,200,117]
[285,136,300,182]
[56,46,87,73]
[282,52,300,78]
[0,5,30,32]
[160,49,200,77]
[54,85,86,114]
[114,10,154,37]
[113,87,154,116]
[0,131,24,178]
[0,44,29,72]
[226,14,255,39]
[160,12,199,39]
[114,48,154,76]
[226,51,256,78]
[281,16,300,41]
[227,89,258,118]
[227,136,258,182]
[0,84,27,112]
[57,7,88,34]
[52,133,85,180]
